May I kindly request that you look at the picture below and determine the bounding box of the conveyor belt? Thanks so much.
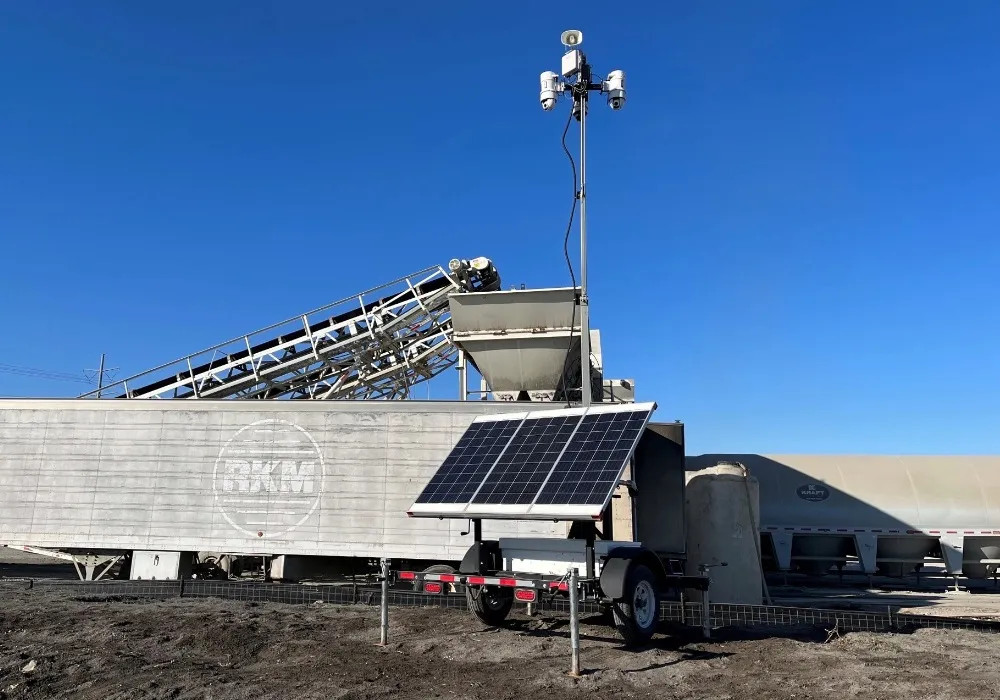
[81,258,499,400]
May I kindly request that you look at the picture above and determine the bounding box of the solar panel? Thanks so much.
[471,413,580,506]
[534,409,649,506]
[411,414,525,512]
[408,402,655,520]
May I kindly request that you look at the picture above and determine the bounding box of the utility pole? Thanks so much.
[97,353,105,398]
[85,354,118,398]
[539,30,626,406]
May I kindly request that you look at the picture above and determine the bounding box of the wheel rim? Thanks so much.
[483,587,505,610]
[632,580,656,629]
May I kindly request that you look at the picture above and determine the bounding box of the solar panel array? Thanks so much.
[409,402,655,520]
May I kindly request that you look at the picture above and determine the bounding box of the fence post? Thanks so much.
[378,558,389,646]
[568,568,581,677]
[702,585,711,640]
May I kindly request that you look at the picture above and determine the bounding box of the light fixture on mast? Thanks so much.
[538,30,627,406]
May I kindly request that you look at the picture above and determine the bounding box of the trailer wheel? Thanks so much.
[611,564,660,646]
[466,585,513,626]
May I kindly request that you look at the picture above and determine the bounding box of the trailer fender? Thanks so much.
[599,547,667,600]
[459,540,502,575]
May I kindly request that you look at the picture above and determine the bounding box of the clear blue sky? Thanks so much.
[1,2,998,455]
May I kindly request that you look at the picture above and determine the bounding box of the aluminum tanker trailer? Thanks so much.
[689,454,1000,581]
[0,399,565,580]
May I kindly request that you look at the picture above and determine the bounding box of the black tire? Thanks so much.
[466,585,514,626]
[611,564,660,646]
[417,564,456,593]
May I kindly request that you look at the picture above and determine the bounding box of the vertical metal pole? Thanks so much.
[457,349,467,401]
[96,353,105,398]
[568,567,581,676]
[577,87,591,408]
[379,558,389,646]
[701,585,711,640]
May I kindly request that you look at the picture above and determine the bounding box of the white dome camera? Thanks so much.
[604,69,626,110]
[539,71,561,111]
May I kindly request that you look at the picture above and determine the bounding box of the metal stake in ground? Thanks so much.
[568,567,581,677]
[378,558,389,646]
[702,583,711,640]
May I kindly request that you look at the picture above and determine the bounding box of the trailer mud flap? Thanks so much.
[599,556,632,600]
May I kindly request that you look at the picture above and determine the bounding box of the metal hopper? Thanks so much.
[448,287,597,402]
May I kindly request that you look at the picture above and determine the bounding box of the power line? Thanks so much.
[0,362,94,385]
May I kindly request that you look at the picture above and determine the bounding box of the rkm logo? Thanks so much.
[212,419,326,538]
[222,459,316,494]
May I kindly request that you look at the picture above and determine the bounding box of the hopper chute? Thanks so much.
[448,287,602,402]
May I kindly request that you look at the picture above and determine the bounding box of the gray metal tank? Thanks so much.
[687,454,1000,579]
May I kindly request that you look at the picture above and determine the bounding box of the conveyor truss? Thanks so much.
[80,258,500,400]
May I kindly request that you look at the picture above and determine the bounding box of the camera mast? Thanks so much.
[539,30,627,407]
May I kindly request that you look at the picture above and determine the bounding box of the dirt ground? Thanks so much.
[0,587,998,700]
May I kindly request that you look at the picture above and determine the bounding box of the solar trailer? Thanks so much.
[406,402,706,646]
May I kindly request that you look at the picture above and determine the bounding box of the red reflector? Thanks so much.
[548,581,569,591]
[466,576,485,585]
[514,588,536,602]
[424,582,442,594]
[499,578,517,587]
[400,571,416,580]
[439,574,456,583]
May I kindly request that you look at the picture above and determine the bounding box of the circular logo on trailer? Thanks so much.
[796,483,830,502]
[212,419,325,538]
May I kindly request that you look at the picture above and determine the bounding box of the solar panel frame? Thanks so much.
[408,402,656,520]
[463,406,587,516]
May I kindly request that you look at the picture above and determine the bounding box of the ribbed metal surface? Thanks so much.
[688,454,1000,532]
[0,400,562,559]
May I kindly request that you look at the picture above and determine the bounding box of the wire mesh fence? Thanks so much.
[3,577,1000,635]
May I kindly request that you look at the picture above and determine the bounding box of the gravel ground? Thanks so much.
[1,587,999,700]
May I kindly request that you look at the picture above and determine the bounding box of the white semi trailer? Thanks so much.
[689,453,1000,580]
[0,399,567,579]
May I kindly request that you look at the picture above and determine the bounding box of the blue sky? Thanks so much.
[1,2,998,454]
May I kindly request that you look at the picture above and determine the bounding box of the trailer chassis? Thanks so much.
[395,519,710,646]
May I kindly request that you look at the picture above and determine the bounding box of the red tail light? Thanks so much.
[424,582,442,594]
[514,588,537,602]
